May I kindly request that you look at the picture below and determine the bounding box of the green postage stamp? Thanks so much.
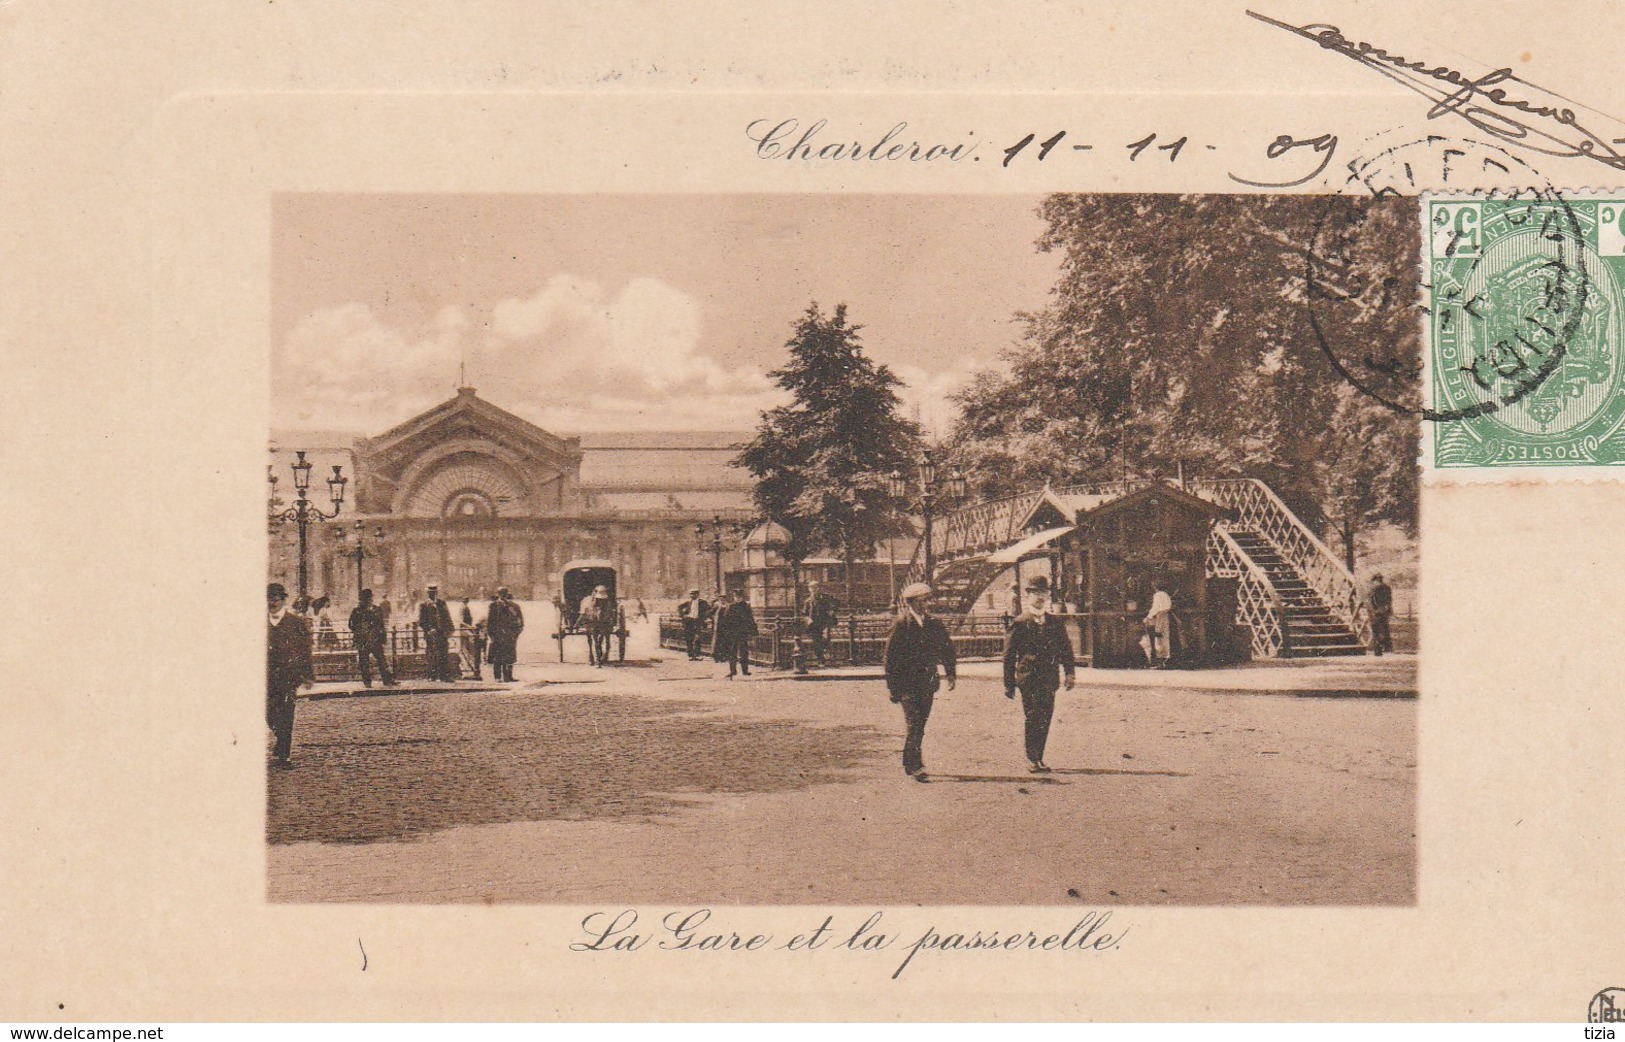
[1425,191,1625,472]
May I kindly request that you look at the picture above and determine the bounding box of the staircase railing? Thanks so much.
[1193,478,1372,648]
[1206,526,1285,658]
[903,474,1367,655]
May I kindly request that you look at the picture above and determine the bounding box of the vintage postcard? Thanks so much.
[8,0,1625,1026]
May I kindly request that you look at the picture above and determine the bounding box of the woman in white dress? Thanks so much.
[1143,585,1173,668]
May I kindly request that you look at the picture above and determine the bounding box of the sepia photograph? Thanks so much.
[20,0,1625,1026]
[265,192,1419,906]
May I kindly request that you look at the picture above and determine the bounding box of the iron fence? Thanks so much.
[307,624,488,683]
[658,612,1008,669]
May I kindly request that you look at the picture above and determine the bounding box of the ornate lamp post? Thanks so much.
[693,515,749,595]
[268,451,347,599]
[334,521,386,599]
[889,450,968,584]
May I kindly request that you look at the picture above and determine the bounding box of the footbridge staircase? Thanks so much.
[900,477,1372,659]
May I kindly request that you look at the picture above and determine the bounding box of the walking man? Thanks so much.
[1369,573,1393,656]
[1002,577,1076,773]
[418,582,457,681]
[348,588,395,688]
[580,585,616,666]
[711,588,758,678]
[677,588,711,660]
[487,585,525,682]
[266,582,313,767]
[805,580,839,666]
[882,582,956,782]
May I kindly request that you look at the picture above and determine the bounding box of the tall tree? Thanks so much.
[949,193,1419,564]
[736,303,921,613]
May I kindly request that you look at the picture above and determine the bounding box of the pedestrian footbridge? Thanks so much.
[903,477,1373,659]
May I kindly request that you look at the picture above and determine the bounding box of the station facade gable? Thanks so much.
[269,387,753,604]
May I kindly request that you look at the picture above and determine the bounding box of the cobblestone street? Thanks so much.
[268,683,887,845]
[268,632,1417,906]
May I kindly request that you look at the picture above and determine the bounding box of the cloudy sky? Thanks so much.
[271,193,1058,437]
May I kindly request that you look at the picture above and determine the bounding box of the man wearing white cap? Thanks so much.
[882,581,956,782]
[677,587,711,660]
[579,584,615,666]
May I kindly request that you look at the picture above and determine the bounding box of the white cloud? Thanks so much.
[272,302,459,428]
[274,276,781,432]
[273,276,977,437]
[489,274,757,394]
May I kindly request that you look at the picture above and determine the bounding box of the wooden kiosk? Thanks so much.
[994,482,1237,667]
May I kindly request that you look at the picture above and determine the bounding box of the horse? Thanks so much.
[579,595,619,666]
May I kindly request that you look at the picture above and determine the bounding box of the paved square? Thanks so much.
[269,650,1416,906]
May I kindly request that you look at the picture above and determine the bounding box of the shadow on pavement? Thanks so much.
[1048,766,1192,778]
[926,773,1066,784]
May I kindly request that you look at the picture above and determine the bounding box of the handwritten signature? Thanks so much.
[1248,11,1625,172]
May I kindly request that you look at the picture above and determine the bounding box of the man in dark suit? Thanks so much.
[882,582,957,782]
[677,588,712,660]
[348,588,395,688]
[418,582,457,681]
[267,582,313,767]
[1003,577,1076,773]
[1369,573,1394,657]
[486,585,525,682]
[805,581,839,666]
[711,589,758,678]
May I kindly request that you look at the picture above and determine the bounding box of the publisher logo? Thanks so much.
[1590,988,1625,1023]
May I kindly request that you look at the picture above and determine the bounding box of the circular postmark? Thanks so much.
[1302,133,1599,432]
[1591,987,1625,1023]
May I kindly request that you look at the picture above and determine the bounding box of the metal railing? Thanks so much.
[1205,526,1285,659]
[309,624,491,682]
[659,612,1009,669]
[1192,478,1371,648]
[896,475,1372,659]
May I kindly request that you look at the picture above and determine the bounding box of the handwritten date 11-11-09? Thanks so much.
[1002,129,1338,187]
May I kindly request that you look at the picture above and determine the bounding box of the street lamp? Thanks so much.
[268,451,347,598]
[334,520,386,599]
[889,450,968,583]
[694,515,748,595]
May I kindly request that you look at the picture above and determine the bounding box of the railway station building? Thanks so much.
[268,386,756,605]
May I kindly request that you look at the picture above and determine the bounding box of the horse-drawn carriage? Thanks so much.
[552,558,629,664]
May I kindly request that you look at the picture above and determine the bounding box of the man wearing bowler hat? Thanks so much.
[418,582,457,681]
[485,585,524,682]
[882,581,957,782]
[266,582,313,767]
[1002,575,1076,773]
[348,588,395,689]
[711,588,758,679]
